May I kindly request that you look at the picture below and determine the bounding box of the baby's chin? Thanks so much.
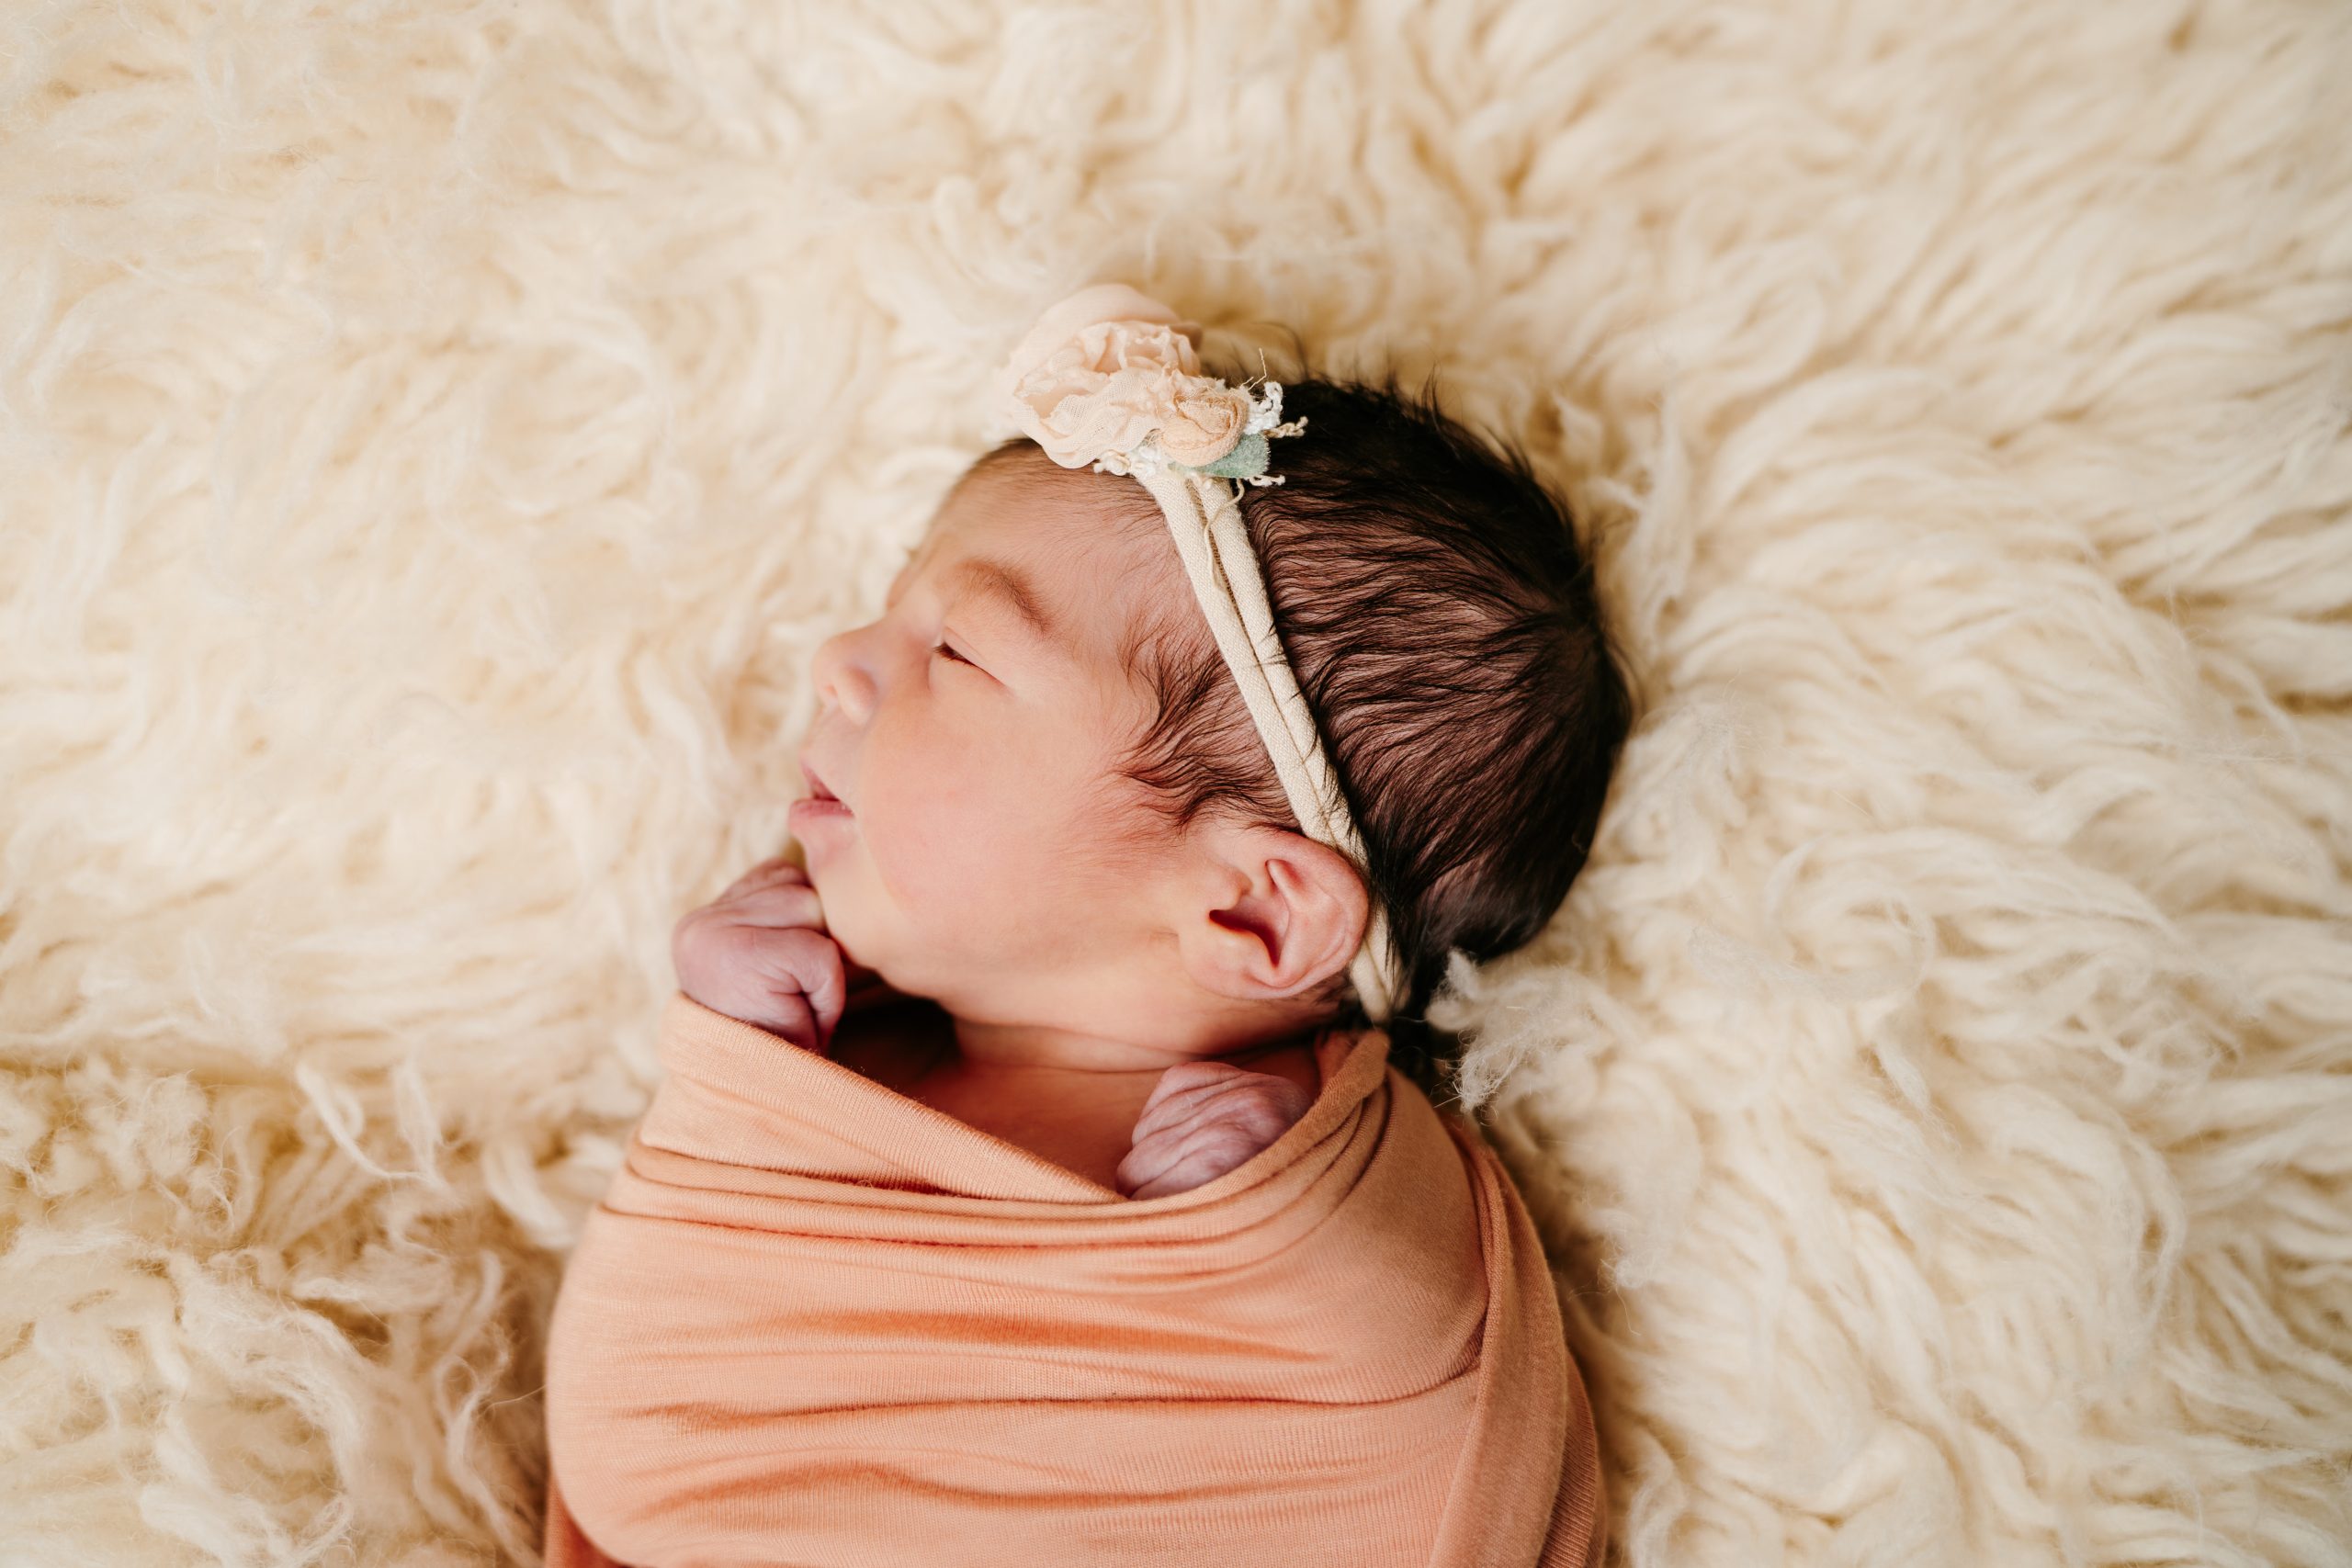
[800,866,903,998]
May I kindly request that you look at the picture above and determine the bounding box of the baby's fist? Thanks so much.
[1115,1061,1313,1201]
[672,856,845,1054]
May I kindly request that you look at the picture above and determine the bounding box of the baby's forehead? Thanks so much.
[933,458,1163,582]
[919,460,1178,671]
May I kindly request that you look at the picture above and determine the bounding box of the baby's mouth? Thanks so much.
[799,760,852,812]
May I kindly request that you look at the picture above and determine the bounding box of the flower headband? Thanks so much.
[995,283,1406,1025]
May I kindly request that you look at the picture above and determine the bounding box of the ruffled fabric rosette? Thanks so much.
[995,283,1306,484]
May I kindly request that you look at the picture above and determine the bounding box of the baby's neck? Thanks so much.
[830,997,1327,1150]
[951,1014,1214,1077]
[856,992,1308,1082]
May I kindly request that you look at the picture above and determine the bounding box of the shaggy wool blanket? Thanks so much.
[3,1,2347,1565]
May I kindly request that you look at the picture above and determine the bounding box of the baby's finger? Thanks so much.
[718,880,826,930]
[1136,1059,1246,1114]
[1131,1064,1251,1143]
[718,856,806,899]
[1117,1122,1247,1199]
[764,928,847,1047]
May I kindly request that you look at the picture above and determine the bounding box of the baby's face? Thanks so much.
[793,456,1190,1023]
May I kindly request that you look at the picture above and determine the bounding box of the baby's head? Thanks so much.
[797,368,1630,1091]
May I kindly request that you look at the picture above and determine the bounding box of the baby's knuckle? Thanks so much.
[757,886,825,921]
[1250,1078,1301,1109]
[774,927,837,960]
[1198,1127,1249,1159]
[1162,1061,1238,1087]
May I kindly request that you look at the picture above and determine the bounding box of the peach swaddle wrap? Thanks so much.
[541,994,1605,1567]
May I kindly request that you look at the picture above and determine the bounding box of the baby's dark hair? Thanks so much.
[969,367,1632,1100]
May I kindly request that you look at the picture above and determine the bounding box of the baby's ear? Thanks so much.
[1178,823,1368,1006]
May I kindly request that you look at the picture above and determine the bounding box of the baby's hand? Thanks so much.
[672,856,846,1054]
[1115,1062,1313,1201]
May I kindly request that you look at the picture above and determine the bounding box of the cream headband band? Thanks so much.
[994,283,1406,1025]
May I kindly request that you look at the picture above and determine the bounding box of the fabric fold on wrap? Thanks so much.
[542,993,1604,1567]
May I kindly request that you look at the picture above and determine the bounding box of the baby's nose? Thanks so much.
[811,633,876,726]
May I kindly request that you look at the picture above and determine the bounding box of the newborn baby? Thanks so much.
[543,287,1629,1567]
[673,382,1625,1206]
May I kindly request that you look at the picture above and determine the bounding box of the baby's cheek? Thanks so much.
[851,799,1015,991]
[859,785,1028,969]
[863,791,974,912]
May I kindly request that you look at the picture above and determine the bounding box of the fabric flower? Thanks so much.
[998,282,1251,472]
[1155,381,1253,467]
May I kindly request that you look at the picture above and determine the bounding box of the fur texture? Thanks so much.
[2,0,2347,1563]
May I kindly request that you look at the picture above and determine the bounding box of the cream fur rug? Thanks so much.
[4,1,2348,1563]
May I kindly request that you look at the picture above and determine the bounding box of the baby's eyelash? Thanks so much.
[931,640,973,667]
